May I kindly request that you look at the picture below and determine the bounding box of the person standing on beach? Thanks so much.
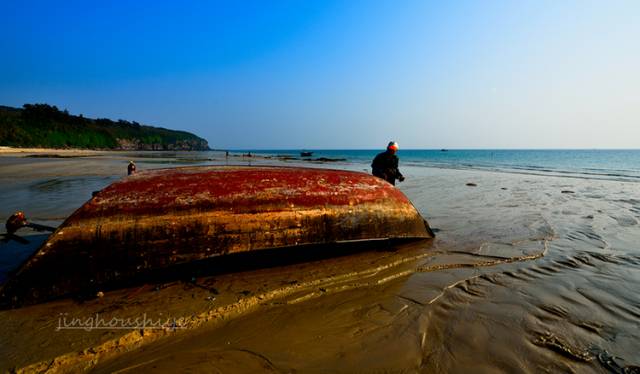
[127,161,136,175]
[371,141,405,185]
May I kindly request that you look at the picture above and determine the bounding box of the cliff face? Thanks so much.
[0,104,210,151]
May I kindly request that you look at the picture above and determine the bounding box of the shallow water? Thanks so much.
[0,152,639,372]
[247,149,640,182]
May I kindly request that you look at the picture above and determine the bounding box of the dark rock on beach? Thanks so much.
[313,157,347,162]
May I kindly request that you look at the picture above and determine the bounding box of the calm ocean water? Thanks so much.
[238,149,640,182]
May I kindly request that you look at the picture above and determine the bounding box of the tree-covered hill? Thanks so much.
[0,104,210,150]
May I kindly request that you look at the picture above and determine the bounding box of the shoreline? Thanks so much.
[0,147,217,156]
[2,147,638,183]
[0,146,107,156]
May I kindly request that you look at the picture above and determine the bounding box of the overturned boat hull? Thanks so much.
[1,166,433,306]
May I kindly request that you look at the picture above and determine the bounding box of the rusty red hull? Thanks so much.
[1,166,433,306]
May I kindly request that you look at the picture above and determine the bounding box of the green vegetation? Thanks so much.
[0,104,209,150]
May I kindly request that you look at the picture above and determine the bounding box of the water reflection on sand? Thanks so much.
[0,151,639,372]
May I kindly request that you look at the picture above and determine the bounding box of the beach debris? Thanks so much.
[501,187,508,190]
[466,183,477,187]
[4,212,56,235]
[5,211,27,235]
[561,190,575,194]
[533,332,594,362]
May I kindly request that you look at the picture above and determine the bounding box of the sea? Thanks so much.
[245,149,640,182]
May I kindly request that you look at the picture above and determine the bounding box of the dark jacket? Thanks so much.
[371,151,403,185]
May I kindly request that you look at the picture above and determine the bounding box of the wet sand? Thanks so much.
[0,153,639,372]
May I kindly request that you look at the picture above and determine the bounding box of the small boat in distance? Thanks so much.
[1,166,433,307]
[300,151,313,157]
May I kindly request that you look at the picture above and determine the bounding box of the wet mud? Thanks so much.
[0,154,639,372]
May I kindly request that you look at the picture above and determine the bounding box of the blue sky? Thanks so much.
[1,1,639,149]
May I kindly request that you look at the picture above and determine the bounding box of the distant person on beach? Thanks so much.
[371,141,405,185]
[127,161,136,175]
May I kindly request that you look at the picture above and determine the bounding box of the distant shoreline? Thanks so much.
[0,146,107,156]
[0,146,216,157]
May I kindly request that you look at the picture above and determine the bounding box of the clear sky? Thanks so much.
[2,0,639,149]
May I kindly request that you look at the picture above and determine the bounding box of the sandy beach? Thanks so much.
[0,146,106,156]
[0,152,638,372]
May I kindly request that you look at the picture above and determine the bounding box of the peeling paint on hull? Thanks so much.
[1,166,433,306]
